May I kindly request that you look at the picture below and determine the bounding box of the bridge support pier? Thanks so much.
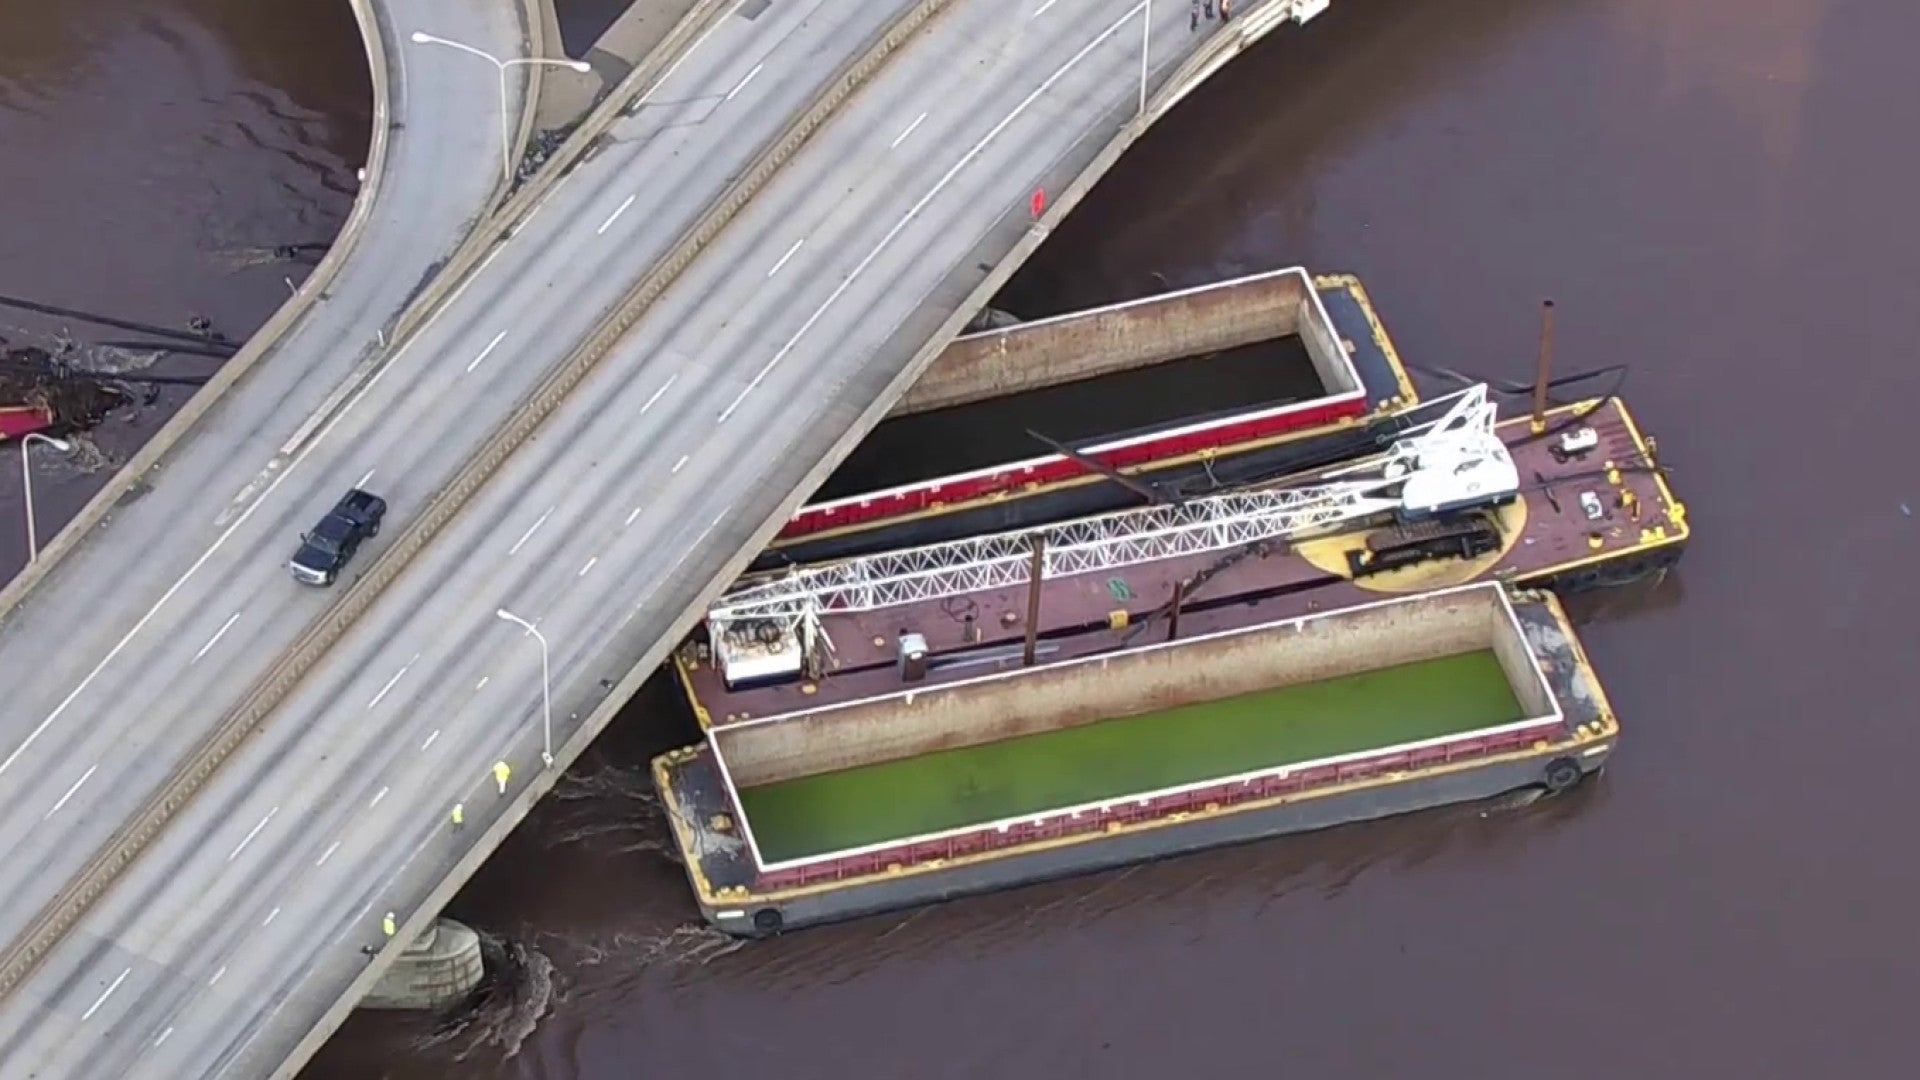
[359,917,487,1011]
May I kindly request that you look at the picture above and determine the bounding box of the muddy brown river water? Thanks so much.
[6,0,1916,1077]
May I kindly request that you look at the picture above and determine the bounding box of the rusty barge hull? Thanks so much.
[684,395,1686,727]
[764,272,1416,568]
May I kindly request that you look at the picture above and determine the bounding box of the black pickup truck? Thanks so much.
[289,488,387,586]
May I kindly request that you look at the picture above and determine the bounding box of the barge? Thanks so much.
[692,386,1684,705]
[764,269,1421,567]
[656,583,1617,936]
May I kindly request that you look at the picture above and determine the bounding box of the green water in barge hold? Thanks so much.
[737,651,1526,864]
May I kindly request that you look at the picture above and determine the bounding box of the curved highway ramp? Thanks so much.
[0,1,1329,1076]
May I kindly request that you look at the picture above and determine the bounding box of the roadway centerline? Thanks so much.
[44,765,98,820]
[509,507,555,555]
[633,0,745,109]
[465,330,508,373]
[81,967,131,1021]
[725,62,764,102]
[641,373,678,414]
[366,660,414,710]
[891,112,927,148]
[716,1,1142,425]
[228,807,277,862]
[191,612,243,664]
[767,238,805,277]
[597,194,637,236]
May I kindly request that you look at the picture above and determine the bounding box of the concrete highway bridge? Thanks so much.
[0,0,1333,1075]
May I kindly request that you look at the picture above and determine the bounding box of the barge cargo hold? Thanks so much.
[655,584,1617,937]
[765,270,1418,567]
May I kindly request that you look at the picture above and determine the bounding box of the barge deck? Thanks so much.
[686,394,1684,725]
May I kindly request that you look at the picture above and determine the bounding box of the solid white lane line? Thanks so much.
[370,786,389,808]
[44,764,98,820]
[718,4,1140,426]
[192,612,243,664]
[625,506,644,526]
[891,112,927,148]
[154,1026,174,1048]
[421,729,441,751]
[508,199,544,238]
[664,512,730,579]
[356,467,377,488]
[725,62,764,102]
[634,0,742,107]
[597,194,636,235]
[578,556,598,577]
[509,507,554,555]
[262,906,281,927]
[474,676,490,691]
[767,238,805,277]
[82,968,132,1021]
[641,373,678,415]
[316,840,342,867]
[672,455,689,474]
[466,330,508,373]
[208,966,227,987]
[229,807,278,862]
[367,661,412,710]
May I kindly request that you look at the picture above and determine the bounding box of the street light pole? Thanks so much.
[1139,0,1151,118]
[18,433,73,564]
[408,32,591,190]
[495,608,553,767]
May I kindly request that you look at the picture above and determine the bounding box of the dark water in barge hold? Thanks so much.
[5,0,1919,1077]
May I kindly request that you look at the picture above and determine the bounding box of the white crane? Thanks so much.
[708,384,1518,685]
